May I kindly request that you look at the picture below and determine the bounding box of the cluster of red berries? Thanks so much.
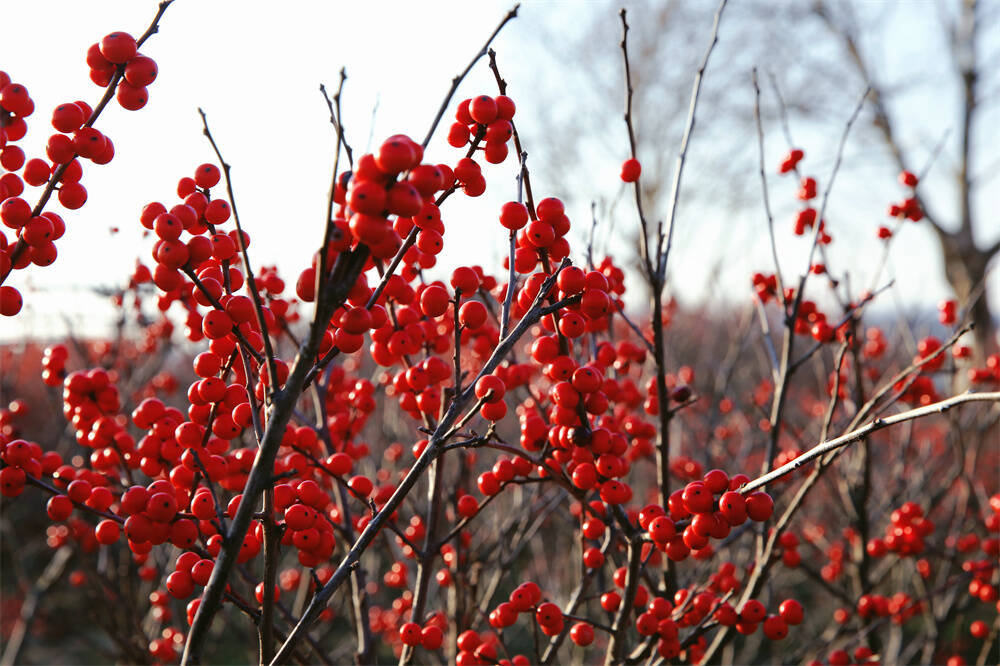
[277,482,337,567]
[475,454,534,496]
[0,438,46,497]
[877,170,923,238]
[752,272,778,304]
[632,470,774,562]
[775,149,834,243]
[396,619,445,652]
[865,501,933,557]
[117,480,198,556]
[774,530,803,567]
[504,196,573,268]
[447,94,516,165]
[752,276,841,343]
[40,342,70,386]
[131,395,226,481]
[1,31,159,316]
[887,171,923,220]
[854,591,924,625]
[86,32,158,110]
[400,624,504,665]
[967,353,1000,385]
[147,624,184,662]
[790,179,830,243]
[709,595,803,641]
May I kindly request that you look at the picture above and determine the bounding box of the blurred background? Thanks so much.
[1,0,997,349]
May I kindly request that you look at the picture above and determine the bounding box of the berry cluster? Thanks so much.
[447,93,516,165]
[0,30,159,316]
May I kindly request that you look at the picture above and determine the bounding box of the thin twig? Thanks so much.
[421,5,520,148]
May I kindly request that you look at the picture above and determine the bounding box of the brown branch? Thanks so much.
[181,246,369,665]
[751,68,785,300]
[742,391,1000,493]
[420,4,520,148]
[197,108,280,404]
[655,0,729,278]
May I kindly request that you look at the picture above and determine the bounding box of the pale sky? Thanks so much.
[1,1,996,343]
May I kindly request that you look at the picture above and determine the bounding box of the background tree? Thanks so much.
[523,0,999,358]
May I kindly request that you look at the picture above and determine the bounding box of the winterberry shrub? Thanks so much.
[1,3,998,666]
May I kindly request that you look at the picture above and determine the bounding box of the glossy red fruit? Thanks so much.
[469,95,498,125]
[100,32,138,64]
[399,622,422,646]
[778,599,803,625]
[745,492,774,522]
[762,615,788,640]
[569,622,594,646]
[620,158,641,182]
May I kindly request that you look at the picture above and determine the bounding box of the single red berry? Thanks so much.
[0,286,24,317]
[419,284,450,318]
[499,201,530,230]
[100,32,138,64]
[970,620,988,639]
[702,469,729,494]
[778,599,803,625]
[762,615,788,640]
[95,519,120,545]
[620,157,641,182]
[399,622,422,646]
[740,599,767,624]
[421,625,443,650]
[469,95,498,125]
[46,495,74,521]
[745,492,774,521]
[116,82,148,111]
[459,300,488,329]
[569,622,594,646]
[681,482,714,515]
[457,494,479,518]
[475,375,506,402]
[124,55,158,87]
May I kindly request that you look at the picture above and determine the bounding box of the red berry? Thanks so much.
[95,519,120,545]
[469,95,498,125]
[778,599,803,625]
[124,55,158,87]
[620,157,641,182]
[499,201,529,230]
[116,82,148,111]
[970,620,988,639]
[100,32,137,64]
[681,482,714,515]
[421,625,443,650]
[740,599,766,624]
[399,622,422,646]
[459,301,487,329]
[762,615,788,640]
[46,495,74,521]
[745,492,774,521]
[0,286,24,317]
[420,284,450,318]
[569,622,594,646]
